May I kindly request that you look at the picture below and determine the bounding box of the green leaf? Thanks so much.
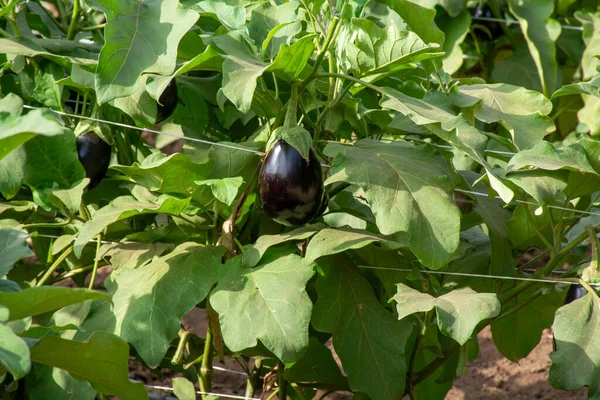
[73,194,191,257]
[392,284,500,345]
[379,87,514,203]
[172,377,196,400]
[112,153,211,196]
[247,2,300,57]
[284,337,346,387]
[376,0,445,45]
[549,291,600,398]
[214,33,269,113]
[574,11,600,80]
[22,132,87,211]
[451,83,555,150]
[312,255,412,400]
[0,229,33,277]
[0,287,111,322]
[0,37,98,65]
[45,179,89,216]
[190,1,246,31]
[438,10,470,74]
[267,35,315,81]
[305,227,405,264]
[195,177,244,206]
[242,223,323,268]
[506,204,555,250]
[491,285,563,362]
[506,169,568,207]
[266,125,313,161]
[344,19,442,79]
[30,331,148,400]
[491,44,544,93]
[324,139,460,268]
[507,141,597,174]
[27,365,95,400]
[0,106,65,161]
[508,0,561,96]
[106,243,224,367]
[552,80,600,100]
[98,242,173,270]
[95,0,199,104]
[0,322,30,379]
[210,250,315,363]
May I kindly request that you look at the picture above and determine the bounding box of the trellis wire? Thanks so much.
[471,16,584,31]
[355,265,600,286]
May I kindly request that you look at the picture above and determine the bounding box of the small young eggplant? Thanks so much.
[553,284,587,351]
[76,132,111,189]
[156,79,178,124]
[258,140,324,226]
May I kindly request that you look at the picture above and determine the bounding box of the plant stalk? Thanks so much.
[87,235,102,289]
[244,358,262,399]
[199,327,214,397]
[171,331,191,365]
[278,360,287,400]
[66,0,80,40]
[36,247,73,286]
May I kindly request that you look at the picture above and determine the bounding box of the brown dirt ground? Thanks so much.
[446,327,587,400]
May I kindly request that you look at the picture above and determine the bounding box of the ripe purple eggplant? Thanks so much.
[258,140,324,226]
[76,132,111,189]
[156,79,178,123]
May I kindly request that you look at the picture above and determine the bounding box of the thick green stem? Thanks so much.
[199,327,214,397]
[87,235,102,289]
[278,361,287,400]
[244,359,262,399]
[66,0,80,40]
[81,23,105,31]
[283,83,299,129]
[36,247,73,286]
[310,18,339,77]
[171,331,191,365]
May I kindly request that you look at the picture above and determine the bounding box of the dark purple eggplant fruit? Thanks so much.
[471,5,503,40]
[553,284,587,351]
[258,140,324,226]
[156,79,178,123]
[76,132,111,189]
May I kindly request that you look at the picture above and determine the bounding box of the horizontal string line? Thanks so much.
[144,384,260,400]
[355,266,598,286]
[471,16,584,31]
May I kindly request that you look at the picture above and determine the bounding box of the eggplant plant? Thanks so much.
[2,1,600,399]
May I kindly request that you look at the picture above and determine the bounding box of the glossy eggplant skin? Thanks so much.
[553,284,587,351]
[472,5,503,40]
[156,79,178,123]
[258,140,324,226]
[76,132,111,189]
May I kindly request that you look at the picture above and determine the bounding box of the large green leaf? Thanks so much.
[343,18,442,80]
[267,35,315,81]
[312,255,412,400]
[0,105,65,161]
[27,365,95,400]
[574,11,600,80]
[242,223,323,268]
[305,227,405,264]
[379,87,514,203]
[324,139,460,268]
[507,141,597,174]
[0,37,99,65]
[392,284,500,345]
[284,337,347,387]
[104,243,224,367]
[0,287,111,322]
[0,321,30,379]
[73,194,191,257]
[213,33,269,113]
[98,242,173,270]
[30,331,148,400]
[210,249,315,363]
[94,0,199,104]
[508,0,561,96]
[451,84,555,150]
[0,229,33,277]
[549,291,600,398]
[376,0,445,45]
[492,285,563,362]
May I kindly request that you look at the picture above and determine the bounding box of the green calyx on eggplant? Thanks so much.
[258,139,325,226]
[156,79,178,124]
[76,132,111,189]
[552,284,587,351]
